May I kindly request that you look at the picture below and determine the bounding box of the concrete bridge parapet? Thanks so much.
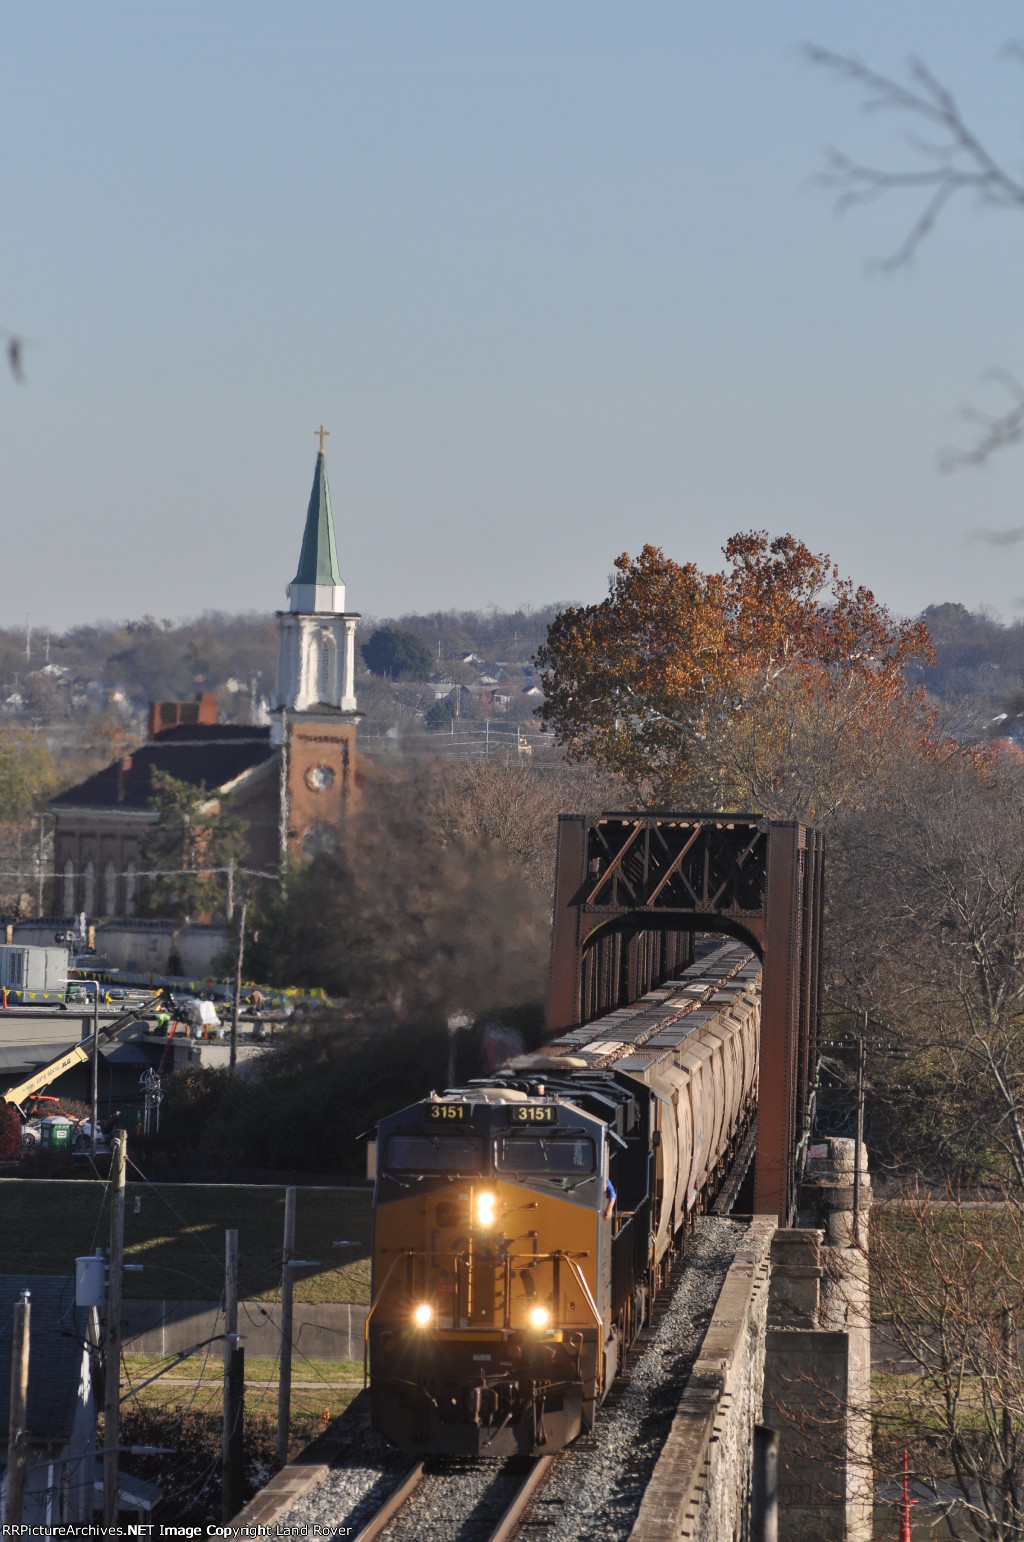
[630,1200,871,1542]
[630,1217,777,1542]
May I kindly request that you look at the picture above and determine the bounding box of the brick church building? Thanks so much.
[49,441,366,917]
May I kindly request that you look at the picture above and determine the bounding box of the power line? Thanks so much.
[124,1157,227,1269]
[0,864,280,881]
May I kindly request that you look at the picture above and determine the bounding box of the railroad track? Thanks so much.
[345,1135,753,1542]
[346,1251,690,1542]
[271,1217,743,1542]
[351,1453,555,1542]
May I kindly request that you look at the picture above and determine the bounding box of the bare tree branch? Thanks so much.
[870,1187,1024,1540]
[943,371,1024,470]
[806,47,1024,269]
[807,45,1024,468]
[0,331,26,383]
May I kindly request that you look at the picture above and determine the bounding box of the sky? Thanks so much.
[3,1,1024,630]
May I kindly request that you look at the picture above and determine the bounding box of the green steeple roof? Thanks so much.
[292,452,342,586]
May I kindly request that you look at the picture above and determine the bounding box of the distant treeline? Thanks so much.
[2,598,1022,722]
[0,605,572,715]
[909,603,1024,710]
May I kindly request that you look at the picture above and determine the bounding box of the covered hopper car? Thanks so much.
[367,939,761,1456]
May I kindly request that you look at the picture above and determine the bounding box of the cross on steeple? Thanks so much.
[315,424,330,455]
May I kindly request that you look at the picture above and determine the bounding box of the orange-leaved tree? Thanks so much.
[536,532,937,821]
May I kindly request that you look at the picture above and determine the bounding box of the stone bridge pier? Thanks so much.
[630,1139,872,1542]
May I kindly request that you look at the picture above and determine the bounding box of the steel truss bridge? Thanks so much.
[546,812,824,1222]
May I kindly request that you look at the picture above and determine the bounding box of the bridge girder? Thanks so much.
[546,812,825,1223]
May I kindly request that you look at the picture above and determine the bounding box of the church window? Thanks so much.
[125,862,137,917]
[63,859,75,915]
[318,633,335,704]
[302,821,339,859]
[83,860,95,915]
[305,764,335,792]
[103,861,117,917]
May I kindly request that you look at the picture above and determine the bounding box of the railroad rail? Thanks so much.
[350,1454,554,1542]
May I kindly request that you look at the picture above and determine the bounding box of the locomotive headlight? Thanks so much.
[476,1192,496,1227]
[529,1306,549,1328]
[413,1303,433,1326]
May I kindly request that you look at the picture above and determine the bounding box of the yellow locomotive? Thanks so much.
[367,941,760,1456]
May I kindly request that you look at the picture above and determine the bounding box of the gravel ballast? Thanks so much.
[273,1217,745,1541]
[522,1218,745,1542]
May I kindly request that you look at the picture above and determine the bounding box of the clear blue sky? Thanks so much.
[3,1,1024,629]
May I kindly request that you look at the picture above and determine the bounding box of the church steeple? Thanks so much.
[288,444,346,614]
[273,431,360,719]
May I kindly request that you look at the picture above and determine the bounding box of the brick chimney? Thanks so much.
[147,691,219,739]
[116,755,132,802]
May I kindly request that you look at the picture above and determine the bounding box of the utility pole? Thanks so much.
[276,1187,296,1468]
[226,861,235,922]
[853,1011,867,1248]
[103,1131,127,1525]
[230,902,247,1076]
[3,1289,30,1525]
[36,816,44,915]
[278,709,289,878]
[222,1229,244,1520]
[751,1424,778,1542]
[87,980,100,1155]
[1003,1308,1014,1534]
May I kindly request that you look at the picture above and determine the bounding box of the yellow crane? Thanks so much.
[1,990,169,1114]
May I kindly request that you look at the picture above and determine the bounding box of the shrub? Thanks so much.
[0,1103,21,1160]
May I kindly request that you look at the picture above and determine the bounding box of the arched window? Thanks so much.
[62,859,75,916]
[103,861,117,917]
[318,632,335,704]
[125,862,137,917]
[302,820,339,859]
[83,860,95,915]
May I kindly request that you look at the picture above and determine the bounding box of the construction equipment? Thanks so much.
[0,990,169,1115]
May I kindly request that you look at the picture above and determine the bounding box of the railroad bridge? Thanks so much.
[548,811,869,1541]
[548,812,824,1222]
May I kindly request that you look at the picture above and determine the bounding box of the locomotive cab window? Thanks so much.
[495,1135,595,1173]
[385,1134,482,1171]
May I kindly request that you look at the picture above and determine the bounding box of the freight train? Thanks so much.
[367,939,761,1457]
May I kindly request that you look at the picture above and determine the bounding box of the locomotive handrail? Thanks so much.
[371,1246,592,1262]
[561,1255,603,1328]
[366,1246,601,1343]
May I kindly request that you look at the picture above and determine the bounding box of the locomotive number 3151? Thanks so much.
[510,1105,557,1124]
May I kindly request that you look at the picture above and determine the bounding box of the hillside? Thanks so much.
[1,599,1022,784]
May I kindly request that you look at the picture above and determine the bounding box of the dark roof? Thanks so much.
[0,1275,90,1438]
[51,723,275,810]
[0,1045,67,1075]
[0,1039,155,1079]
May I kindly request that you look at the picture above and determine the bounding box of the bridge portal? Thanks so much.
[546,812,825,1223]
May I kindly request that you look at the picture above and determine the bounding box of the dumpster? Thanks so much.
[39,1116,75,1150]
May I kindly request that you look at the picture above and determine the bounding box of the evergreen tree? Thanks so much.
[361,628,434,680]
[136,768,248,920]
